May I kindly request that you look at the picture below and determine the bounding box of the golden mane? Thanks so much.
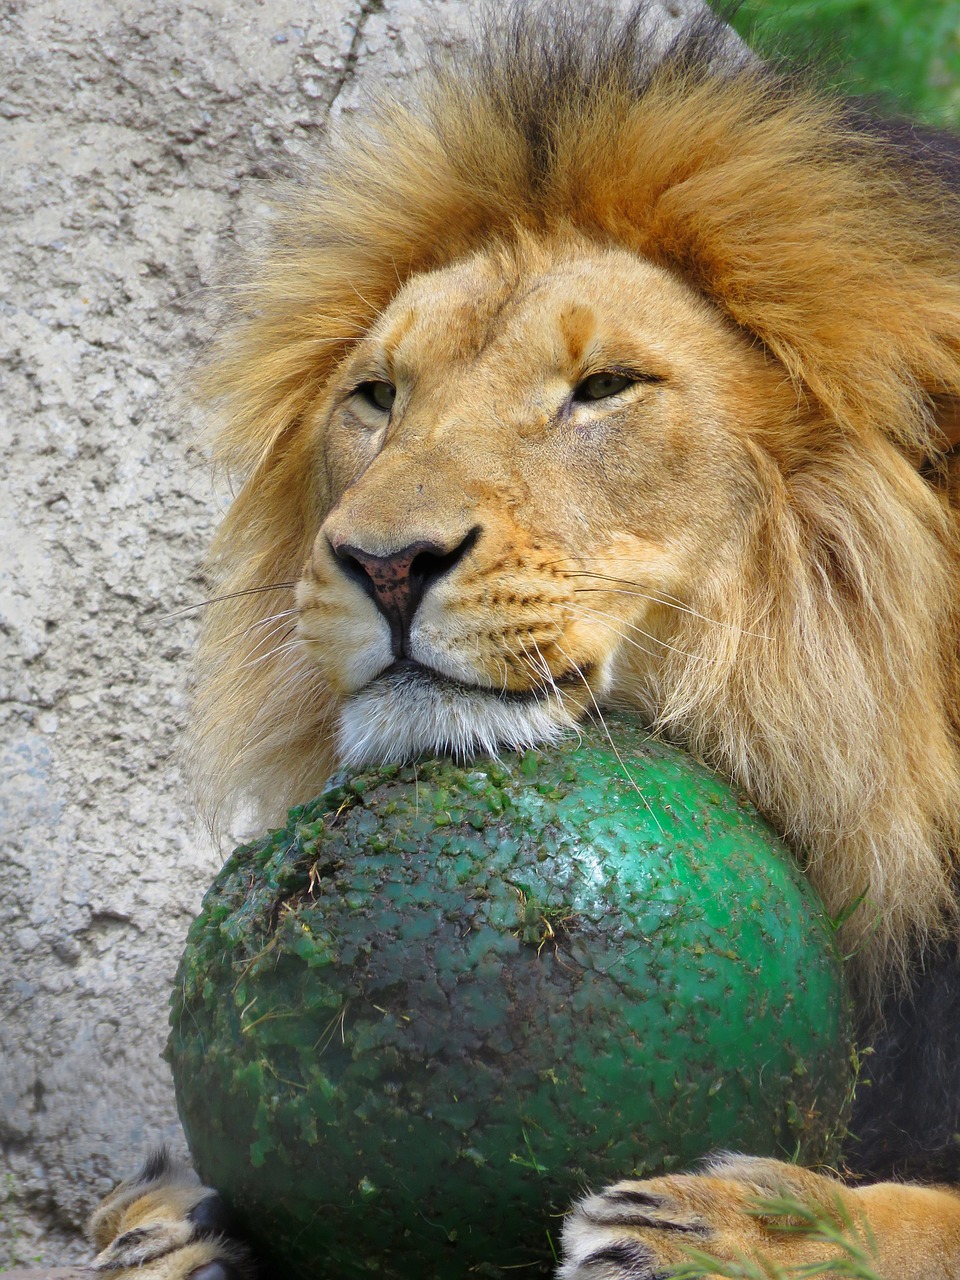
[189,4,960,997]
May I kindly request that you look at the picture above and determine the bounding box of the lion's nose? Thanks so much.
[330,527,479,658]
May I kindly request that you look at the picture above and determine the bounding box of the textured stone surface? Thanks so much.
[0,0,706,1265]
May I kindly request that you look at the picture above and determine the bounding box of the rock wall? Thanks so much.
[0,0,701,1263]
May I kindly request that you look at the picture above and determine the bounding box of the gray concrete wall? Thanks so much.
[0,0,701,1264]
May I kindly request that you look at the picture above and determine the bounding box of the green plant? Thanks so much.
[724,0,960,126]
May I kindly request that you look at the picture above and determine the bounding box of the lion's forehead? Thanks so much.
[367,243,733,385]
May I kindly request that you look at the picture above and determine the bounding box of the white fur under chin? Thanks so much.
[336,669,577,767]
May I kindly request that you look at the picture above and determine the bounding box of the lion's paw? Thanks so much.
[87,1149,256,1280]
[560,1157,890,1280]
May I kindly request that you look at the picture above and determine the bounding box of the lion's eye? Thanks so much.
[572,372,634,402]
[356,380,396,412]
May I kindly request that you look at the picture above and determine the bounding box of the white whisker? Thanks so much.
[238,631,302,671]
[514,636,564,707]
[554,641,664,836]
[161,581,297,621]
[572,602,703,663]
[570,573,770,640]
[221,610,301,655]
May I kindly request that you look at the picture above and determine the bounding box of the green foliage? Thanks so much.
[724,0,960,125]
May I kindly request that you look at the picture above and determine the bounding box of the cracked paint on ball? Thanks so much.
[168,714,853,1279]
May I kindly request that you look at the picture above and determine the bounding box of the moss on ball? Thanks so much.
[168,715,853,1279]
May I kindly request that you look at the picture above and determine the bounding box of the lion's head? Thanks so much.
[190,5,960,999]
[301,238,789,767]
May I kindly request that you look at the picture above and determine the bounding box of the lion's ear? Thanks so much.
[932,395,960,449]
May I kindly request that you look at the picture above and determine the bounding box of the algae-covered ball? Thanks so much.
[168,714,852,1280]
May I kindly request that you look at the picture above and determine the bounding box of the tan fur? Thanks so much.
[88,1154,254,1277]
[188,15,960,1008]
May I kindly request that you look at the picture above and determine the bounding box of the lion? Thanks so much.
[88,4,960,1278]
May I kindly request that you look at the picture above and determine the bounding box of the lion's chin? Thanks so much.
[335,661,578,767]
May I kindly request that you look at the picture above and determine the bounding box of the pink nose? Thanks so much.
[330,529,479,657]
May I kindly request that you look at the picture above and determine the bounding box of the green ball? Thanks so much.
[168,715,852,1279]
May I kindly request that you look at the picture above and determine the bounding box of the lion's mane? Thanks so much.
[190,4,960,999]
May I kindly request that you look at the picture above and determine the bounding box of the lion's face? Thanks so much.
[296,241,790,765]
